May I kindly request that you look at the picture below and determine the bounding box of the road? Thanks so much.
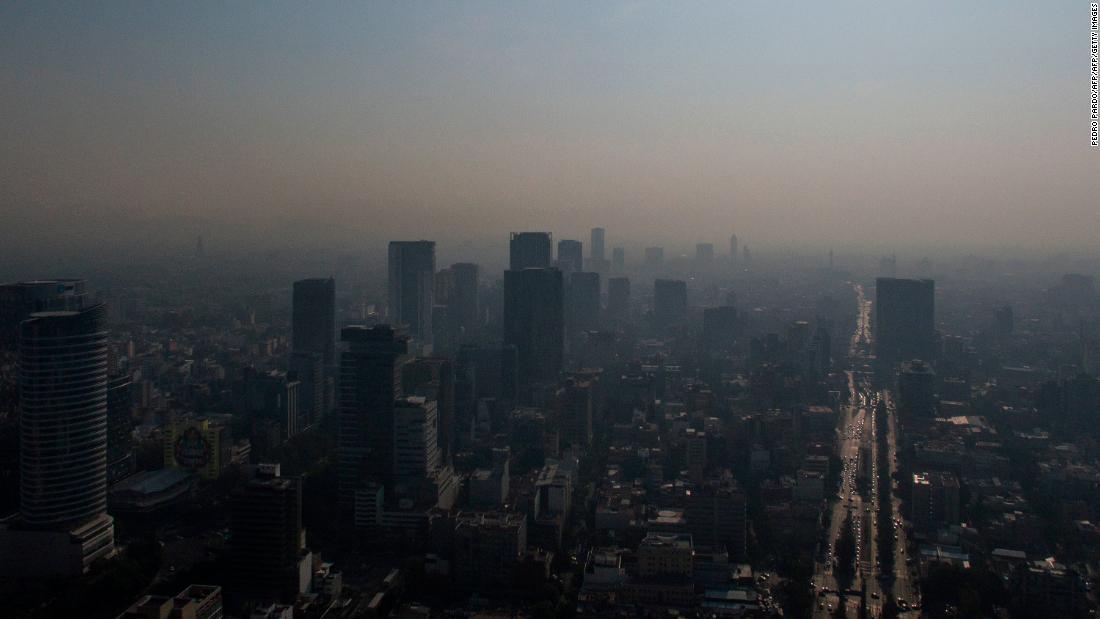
[812,285,875,618]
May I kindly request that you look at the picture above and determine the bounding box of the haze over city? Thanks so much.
[2,1,1097,268]
[3,3,1100,619]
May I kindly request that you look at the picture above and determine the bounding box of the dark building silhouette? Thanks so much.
[0,279,86,351]
[291,278,335,366]
[653,279,688,327]
[13,304,115,575]
[449,262,480,339]
[503,269,564,403]
[337,325,410,517]
[556,240,583,274]
[590,228,605,262]
[729,234,738,263]
[569,271,601,332]
[388,241,436,343]
[875,277,935,374]
[289,351,324,428]
[402,358,456,467]
[509,232,553,271]
[228,463,308,602]
[607,277,630,322]
[106,374,135,485]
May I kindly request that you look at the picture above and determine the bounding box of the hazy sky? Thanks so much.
[1,2,1096,260]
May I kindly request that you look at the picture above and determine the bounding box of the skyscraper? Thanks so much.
[388,241,436,343]
[606,277,630,322]
[106,374,136,485]
[337,325,410,516]
[14,304,115,575]
[556,240,583,274]
[875,277,935,373]
[503,268,564,402]
[590,228,605,262]
[227,463,310,602]
[729,234,738,263]
[291,278,335,366]
[509,232,553,271]
[0,279,86,351]
[653,279,688,327]
[450,263,480,339]
[569,271,601,332]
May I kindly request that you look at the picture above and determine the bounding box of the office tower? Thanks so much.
[702,306,738,352]
[450,263,480,338]
[555,378,593,448]
[244,370,301,440]
[388,241,436,343]
[228,463,310,602]
[644,246,664,269]
[556,240,583,274]
[13,305,115,575]
[106,374,136,485]
[910,471,960,535]
[337,325,410,516]
[509,232,553,271]
[402,357,456,467]
[0,279,86,351]
[729,234,738,263]
[503,269,564,403]
[291,278,335,366]
[611,247,625,272]
[590,228,605,262]
[685,476,748,559]
[569,271,601,332]
[452,512,528,589]
[685,429,707,481]
[653,279,688,327]
[875,277,935,372]
[393,397,440,484]
[638,533,694,578]
[695,243,715,266]
[898,359,936,416]
[742,245,751,266]
[289,351,324,428]
[606,277,630,322]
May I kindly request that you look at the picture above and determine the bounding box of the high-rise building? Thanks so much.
[0,279,86,351]
[452,511,528,589]
[7,304,115,577]
[685,476,747,560]
[653,279,687,327]
[611,247,625,272]
[569,271,600,332]
[509,232,553,271]
[556,240,583,274]
[606,277,630,322]
[875,277,935,373]
[449,263,480,339]
[289,351,324,428]
[644,247,664,269]
[590,228,605,262]
[729,234,738,263]
[337,325,410,516]
[106,374,136,485]
[388,241,436,343]
[898,359,936,417]
[503,269,564,403]
[402,357,456,467]
[392,397,441,487]
[291,278,335,366]
[228,463,310,602]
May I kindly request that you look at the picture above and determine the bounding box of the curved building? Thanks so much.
[19,305,110,527]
